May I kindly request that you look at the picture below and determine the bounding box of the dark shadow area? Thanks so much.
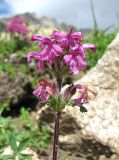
[2,82,39,117]
[60,138,114,160]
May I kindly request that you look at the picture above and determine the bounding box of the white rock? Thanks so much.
[63,33,119,154]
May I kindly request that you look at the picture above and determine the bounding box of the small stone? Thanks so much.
[99,155,106,160]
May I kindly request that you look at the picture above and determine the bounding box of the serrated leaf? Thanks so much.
[9,134,18,153]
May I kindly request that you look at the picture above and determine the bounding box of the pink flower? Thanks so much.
[63,84,76,100]
[27,51,45,73]
[37,61,45,73]
[28,28,96,76]
[82,43,96,53]
[29,35,63,64]
[5,17,28,36]
[75,84,98,105]
[39,43,63,63]
[33,79,53,103]
[27,27,97,109]
[64,43,96,75]
[64,54,87,75]
[27,28,96,76]
[51,27,83,49]
[64,83,98,106]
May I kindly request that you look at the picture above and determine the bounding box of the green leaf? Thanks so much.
[8,134,18,153]
[0,155,13,160]
[0,102,9,115]
[80,105,88,113]
[18,138,29,152]
[20,107,32,128]
[19,154,32,160]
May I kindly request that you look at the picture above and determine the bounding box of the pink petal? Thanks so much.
[82,43,96,53]
[68,27,73,34]
[31,34,45,42]
[51,30,66,41]
[33,86,42,97]
[37,61,45,73]
[70,65,79,75]
[39,47,50,60]
[27,52,41,62]
[72,32,84,41]
[76,56,87,68]
[64,55,72,64]
[53,44,63,55]
[63,84,76,100]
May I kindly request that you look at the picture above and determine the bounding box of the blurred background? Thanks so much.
[0,0,119,29]
[0,0,119,160]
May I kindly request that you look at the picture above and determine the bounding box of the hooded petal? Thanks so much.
[51,30,66,41]
[27,51,41,62]
[70,60,79,75]
[39,47,50,60]
[33,86,42,97]
[52,44,63,56]
[72,32,84,41]
[74,83,98,106]
[33,79,53,103]
[63,84,76,100]
[64,55,72,64]
[82,43,96,53]
[76,55,87,68]
[31,34,44,42]
[64,54,87,75]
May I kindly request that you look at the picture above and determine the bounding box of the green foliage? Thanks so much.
[18,64,27,74]
[48,97,68,112]
[0,102,9,115]
[0,33,30,58]
[28,125,49,148]
[0,116,13,154]
[0,107,49,158]
[20,107,32,128]
[0,40,16,57]
[84,31,116,70]
[31,76,38,88]
[18,107,49,149]
[7,134,31,159]
[0,62,15,80]
[9,134,18,153]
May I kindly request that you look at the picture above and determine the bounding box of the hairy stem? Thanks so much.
[52,112,61,160]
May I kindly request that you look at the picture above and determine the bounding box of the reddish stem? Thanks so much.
[52,112,61,160]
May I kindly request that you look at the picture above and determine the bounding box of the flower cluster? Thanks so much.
[5,17,28,36]
[27,27,97,112]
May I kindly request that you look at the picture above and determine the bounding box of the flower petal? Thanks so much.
[52,44,63,56]
[37,61,45,73]
[72,32,84,41]
[27,52,41,62]
[33,79,53,103]
[31,34,44,42]
[82,43,96,53]
[51,30,66,41]
[64,55,72,64]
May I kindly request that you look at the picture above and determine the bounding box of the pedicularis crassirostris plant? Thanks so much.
[5,17,28,36]
[27,27,98,160]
